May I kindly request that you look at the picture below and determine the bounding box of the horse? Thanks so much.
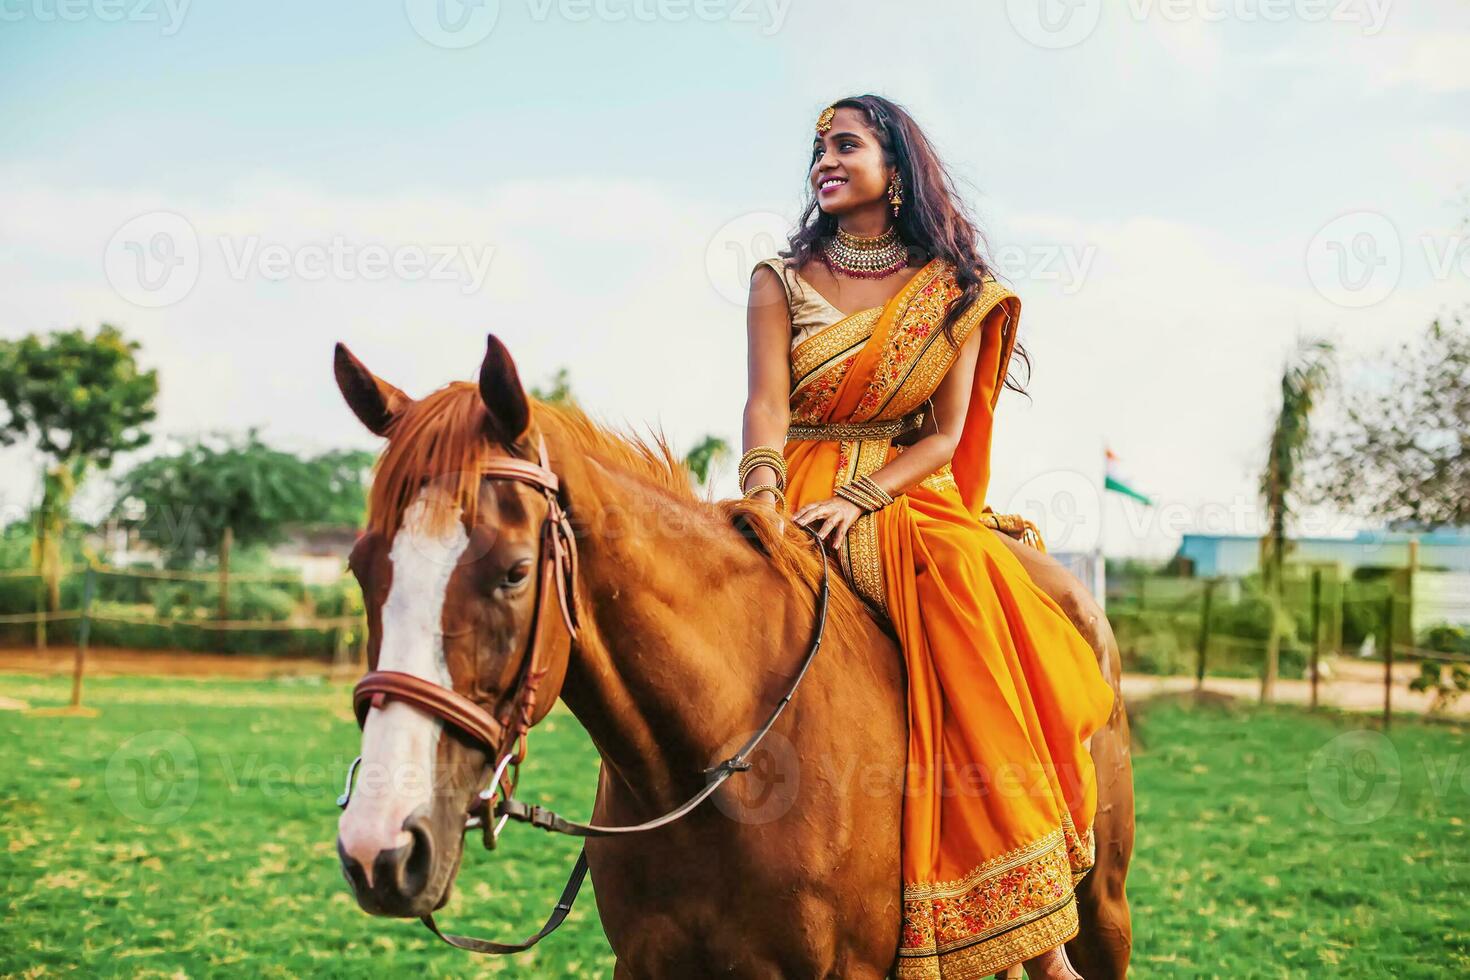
[332,334,1135,978]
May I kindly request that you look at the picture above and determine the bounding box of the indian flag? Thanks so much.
[1104,446,1152,505]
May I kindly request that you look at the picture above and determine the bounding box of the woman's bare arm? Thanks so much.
[742,265,793,503]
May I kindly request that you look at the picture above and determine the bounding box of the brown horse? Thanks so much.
[333,335,1134,978]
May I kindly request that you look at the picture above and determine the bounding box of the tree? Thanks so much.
[1307,310,1469,529]
[683,434,731,489]
[0,325,158,646]
[1259,337,1334,704]
[114,433,373,616]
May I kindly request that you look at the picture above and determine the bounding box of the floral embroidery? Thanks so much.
[897,824,1089,978]
[853,273,962,422]
[790,354,857,424]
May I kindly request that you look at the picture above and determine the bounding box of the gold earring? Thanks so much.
[887,173,904,217]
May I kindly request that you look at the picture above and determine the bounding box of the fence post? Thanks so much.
[1309,568,1322,711]
[70,565,96,709]
[1195,577,1216,691]
[1382,591,1394,731]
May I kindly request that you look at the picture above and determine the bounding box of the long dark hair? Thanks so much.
[784,94,1030,399]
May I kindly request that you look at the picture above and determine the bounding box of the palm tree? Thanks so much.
[683,435,731,490]
[1259,337,1334,703]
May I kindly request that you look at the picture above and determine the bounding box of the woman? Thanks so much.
[740,96,1116,979]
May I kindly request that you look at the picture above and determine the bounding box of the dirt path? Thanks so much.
[1121,656,1469,719]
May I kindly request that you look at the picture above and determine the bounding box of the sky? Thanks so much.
[1,0,1467,558]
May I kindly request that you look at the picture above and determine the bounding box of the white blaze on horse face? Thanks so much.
[338,489,469,883]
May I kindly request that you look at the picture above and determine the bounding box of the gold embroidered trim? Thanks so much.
[895,895,1079,980]
[919,462,957,494]
[791,307,882,384]
[842,438,889,610]
[902,827,1067,903]
[786,411,924,443]
[884,278,1017,420]
[851,263,952,422]
[898,820,1089,977]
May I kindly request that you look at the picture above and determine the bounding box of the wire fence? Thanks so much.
[0,562,365,662]
[1107,565,1470,725]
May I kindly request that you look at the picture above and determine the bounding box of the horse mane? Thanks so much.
[366,382,884,655]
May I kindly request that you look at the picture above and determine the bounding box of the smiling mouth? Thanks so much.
[819,177,847,194]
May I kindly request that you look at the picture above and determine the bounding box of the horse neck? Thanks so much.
[549,444,807,811]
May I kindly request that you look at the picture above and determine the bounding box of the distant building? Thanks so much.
[269,524,361,585]
[1173,527,1470,632]
[1173,527,1470,578]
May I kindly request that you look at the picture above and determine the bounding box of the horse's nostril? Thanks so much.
[395,813,436,899]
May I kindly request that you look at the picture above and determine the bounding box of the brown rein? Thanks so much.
[336,433,832,955]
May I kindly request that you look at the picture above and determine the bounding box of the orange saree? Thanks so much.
[760,255,1116,977]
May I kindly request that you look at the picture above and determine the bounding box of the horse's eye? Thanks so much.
[502,562,532,589]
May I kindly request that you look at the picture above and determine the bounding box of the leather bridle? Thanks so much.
[336,432,832,955]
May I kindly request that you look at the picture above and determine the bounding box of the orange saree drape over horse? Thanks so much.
[755,255,1116,977]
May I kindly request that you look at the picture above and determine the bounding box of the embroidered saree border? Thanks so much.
[896,810,1098,977]
[883,277,1018,421]
[791,307,883,385]
[838,438,889,610]
[850,264,951,422]
[896,895,1079,980]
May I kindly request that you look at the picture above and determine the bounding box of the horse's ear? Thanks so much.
[478,334,531,444]
[334,342,412,436]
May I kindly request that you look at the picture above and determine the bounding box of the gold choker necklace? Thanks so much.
[821,225,908,279]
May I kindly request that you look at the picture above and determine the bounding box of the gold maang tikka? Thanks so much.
[816,105,836,134]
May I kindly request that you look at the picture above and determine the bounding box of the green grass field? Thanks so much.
[2,673,1467,978]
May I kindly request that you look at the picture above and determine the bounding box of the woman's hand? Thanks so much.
[792,496,864,551]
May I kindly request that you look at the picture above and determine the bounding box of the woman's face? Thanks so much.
[809,107,893,216]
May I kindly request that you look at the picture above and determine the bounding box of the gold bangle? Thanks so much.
[854,474,894,507]
[739,446,785,480]
[739,446,787,491]
[834,475,893,513]
[832,485,866,511]
[833,484,876,512]
[743,483,787,509]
